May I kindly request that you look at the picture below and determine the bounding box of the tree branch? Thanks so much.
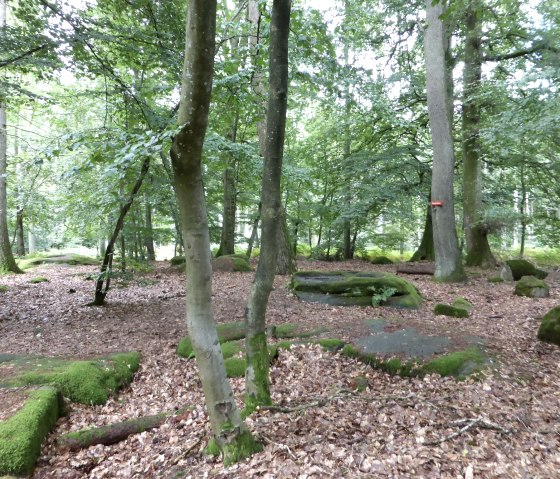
[0,44,49,68]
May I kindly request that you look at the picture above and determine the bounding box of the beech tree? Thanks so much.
[424,0,465,282]
[170,0,260,464]
[244,0,292,412]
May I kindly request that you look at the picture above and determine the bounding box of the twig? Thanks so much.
[261,435,297,459]
[424,417,512,446]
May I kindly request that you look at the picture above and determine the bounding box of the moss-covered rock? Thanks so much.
[514,276,550,298]
[169,256,186,266]
[452,297,473,312]
[422,347,486,378]
[434,303,469,318]
[28,277,48,284]
[506,259,548,281]
[0,387,60,476]
[212,255,252,272]
[177,322,247,359]
[7,352,140,405]
[371,256,394,265]
[18,254,99,270]
[291,271,422,309]
[537,305,560,346]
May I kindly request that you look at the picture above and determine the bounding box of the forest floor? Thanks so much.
[0,259,559,478]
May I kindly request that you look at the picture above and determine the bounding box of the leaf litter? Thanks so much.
[0,259,559,478]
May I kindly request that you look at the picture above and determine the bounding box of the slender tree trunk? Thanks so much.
[424,0,465,282]
[519,166,527,258]
[217,154,237,257]
[246,203,261,259]
[92,156,151,305]
[244,0,292,413]
[170,0,259,464]
[15,208,24,255]
[462,0,496,268]
[144,199,155,261]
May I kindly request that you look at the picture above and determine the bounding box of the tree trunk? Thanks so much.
[244,0,292,414]
[92,156,151,305]
[15,207,25,256]
[424,0,465,282]
[276,207,296,275]
[246,203,261,259]
[410,202,435,262]
[170,0,259,464]
[144,199,155,261]
[0,0,22,273]
[519,166,527,258]
[217,156,237,257]
[462,0,496,268]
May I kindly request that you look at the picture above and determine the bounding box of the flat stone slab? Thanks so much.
[291,271,422,309]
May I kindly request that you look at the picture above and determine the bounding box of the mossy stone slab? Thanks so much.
[0,387,60,476]
[514,276,550,298]
[212,255,252,272]
[371,256,393,265]
[291,271,422,309]
[538,305,560,346]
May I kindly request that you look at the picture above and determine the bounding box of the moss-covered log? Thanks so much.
[396,263,435,275]
[57,409,189,451]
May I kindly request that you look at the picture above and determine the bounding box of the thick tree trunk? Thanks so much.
[424,0,465,282]
[170,0,259,464]
[410,202,435,262]
[276,207,296,275]
[144,200,155,261]
[462,0,496,268]
[244,0,292,414]
[15,207,25,256]
[0,0,22,273]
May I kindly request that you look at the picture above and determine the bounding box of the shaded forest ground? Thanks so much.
[0,259,559,478]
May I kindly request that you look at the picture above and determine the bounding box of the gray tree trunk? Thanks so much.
[170,0,259,464]
[144,199,155,261]
[0,0,22,273]
[424,0,465,282]
[276,207,296,274]
[244,0,292,413]
[462,0,496,268]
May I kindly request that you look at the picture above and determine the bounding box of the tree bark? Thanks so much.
[217,146,237,257]
[244,0,292,413]
[144,199,156,261]
[0,0,22,273]
[276,207,296,275]
[424,0,465,282]
[462,0,496,268]
[170,0,259,464]
[410,201,435,262]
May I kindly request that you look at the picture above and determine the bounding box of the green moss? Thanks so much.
[274,323,298,338]
[537,305,560,346]
[9,353,140,405]
[514,276,549,298]
[220,341,242,359]
[487,276,504,283]
[213,255,252,272]
[434,303,469,318]
[0,387,60,476]
[275,340,294,350]
[244,333,272,414]
[422,348,486,378]
[452,297,473,311]
[206,431,262,465]
[317,338,346,351]
[0,285,8,292]
[224,358,247,378]
[176,337,194,359]
[28,277,48,284]
[18,254,99,270]
[506,259,548,280]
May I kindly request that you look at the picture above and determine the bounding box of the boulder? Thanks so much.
[499,264,514,282]
[514,276,550,298]
[291,271,422,309]
[538,306,560,346]
[434,303,469,318]
[505,259,548,281]
[212,255,252,272]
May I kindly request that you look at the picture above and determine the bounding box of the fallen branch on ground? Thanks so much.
[396,263,435,275]
[424,417,512,446]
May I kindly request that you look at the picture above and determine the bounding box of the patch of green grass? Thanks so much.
[316,338,346,351]
[487,276,504,283]
[220,341,242,359]
[28,277,48,284]
[0,285,8,292]
[0,387,60,476]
